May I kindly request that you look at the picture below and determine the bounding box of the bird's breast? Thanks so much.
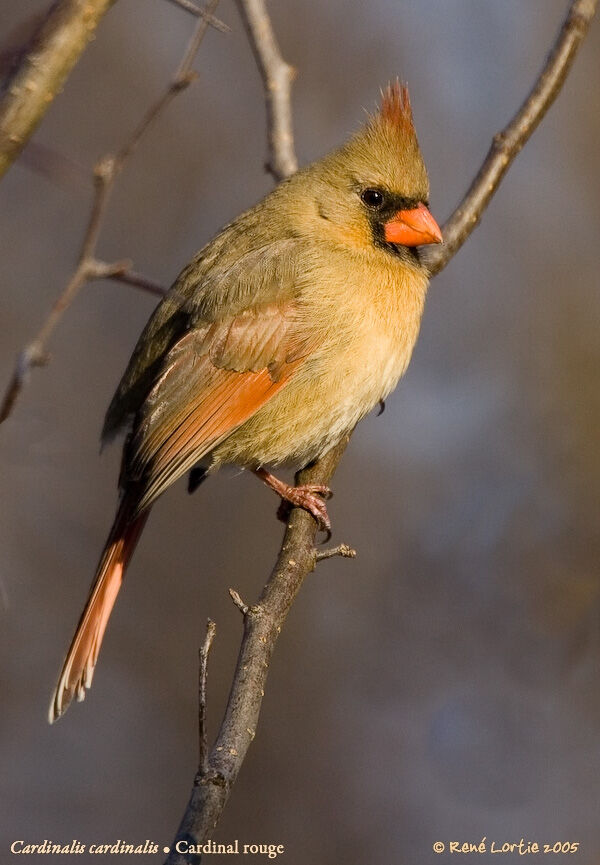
[212,253,428,468]
[305,249,428,401]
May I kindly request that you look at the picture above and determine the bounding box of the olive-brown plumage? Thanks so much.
[49,83,441,722]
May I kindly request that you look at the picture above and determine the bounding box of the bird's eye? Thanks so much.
[360,188,385,209]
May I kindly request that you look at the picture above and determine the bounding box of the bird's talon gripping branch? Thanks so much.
[286,486,332,534]
[299,483,333,500]
[253,468,332,534]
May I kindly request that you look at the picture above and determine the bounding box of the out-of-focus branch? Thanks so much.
[18,140,87,190]
[235,0,297,181]
[425,0,597,276]
[105,266,167,298]
[165,0,229,32]
[0,0,117,181]
[0,257,165,424]
[0,1,222,425]
[166,0,596,857]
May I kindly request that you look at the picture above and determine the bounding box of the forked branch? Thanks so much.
[0,1,223,425]
[165,444,347,864]
[166,0,228,32]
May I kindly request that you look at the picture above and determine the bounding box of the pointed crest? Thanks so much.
[378,80,414,132]
[322,78,428,205]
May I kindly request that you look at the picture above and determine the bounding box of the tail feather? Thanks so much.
[49,494,150,723]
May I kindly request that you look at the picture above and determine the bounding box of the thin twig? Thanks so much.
[166,0,596,857]
[165,0,229,32]
[425,0,597,276]
[105,267,167,298]
[315,543,357,562]
[235,0,297,181]
[0,256,167,424]
[198,619,217,775]
[0,0,117,181]
[0,1,221,425]
[228,588,249,615]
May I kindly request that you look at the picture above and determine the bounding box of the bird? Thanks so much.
[49,82,442,722]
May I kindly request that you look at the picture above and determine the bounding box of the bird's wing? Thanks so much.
[125,298,312,513]
[102,234,300,444]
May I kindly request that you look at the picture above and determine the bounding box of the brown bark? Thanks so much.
[0,0,117,180]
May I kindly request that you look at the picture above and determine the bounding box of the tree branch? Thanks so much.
[235,0,297,181]
[0,0,117,181]
[165,443,347,864]
[198,620,217,775]
[166,0,596,858]
[105,266,168,298]
[425,0,598,276]
[165,0,229,33]
[0,1,222,425]
[315,543,357,562]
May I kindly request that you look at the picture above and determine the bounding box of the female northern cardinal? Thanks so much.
[49,83,441,721]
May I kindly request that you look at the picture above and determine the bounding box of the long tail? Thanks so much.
[49,491,150,723]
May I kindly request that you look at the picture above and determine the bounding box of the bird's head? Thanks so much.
[296,82,442,261]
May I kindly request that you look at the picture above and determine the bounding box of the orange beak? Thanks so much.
[383,202,442,247]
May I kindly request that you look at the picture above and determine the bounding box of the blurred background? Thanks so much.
[1,1,599,862]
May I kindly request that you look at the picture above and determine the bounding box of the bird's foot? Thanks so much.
[253,468,332,537]
[279,483,332,533]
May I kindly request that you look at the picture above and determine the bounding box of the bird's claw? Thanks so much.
[282,483,332,536]
[254,468,332,538]
[298,483,333,500]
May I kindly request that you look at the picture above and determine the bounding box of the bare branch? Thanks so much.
[0,264,87,424]
[0,1,221,425]
[0,0,117,181]
[165,442,347,865]
[167,0,596,855]
[198,620,217,775]
[105,267,168,298]
[165,0,229,33]
[315,543,357,562]
[228,588,250,615]
[235,0,297,181]
[425,0,597,276]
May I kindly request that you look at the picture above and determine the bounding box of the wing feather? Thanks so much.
[125,302,308,513]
